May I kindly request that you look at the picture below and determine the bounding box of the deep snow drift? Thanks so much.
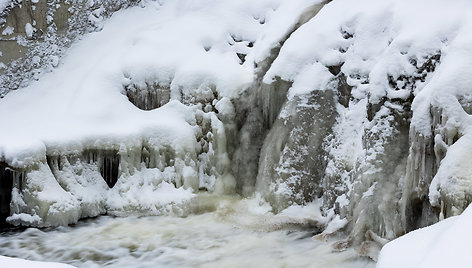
[377,203,472,267]
[2,0,472,265]
[0,256,73,268]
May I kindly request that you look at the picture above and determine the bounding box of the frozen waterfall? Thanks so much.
[1,0,472,266]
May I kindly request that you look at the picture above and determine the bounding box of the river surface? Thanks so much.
[0,195,374,268]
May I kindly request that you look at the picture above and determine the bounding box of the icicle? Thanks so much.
[0,163,14,227]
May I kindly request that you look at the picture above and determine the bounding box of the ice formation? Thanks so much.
[2,0,472,263]
[0,0,326,227]
[258,0,472,256]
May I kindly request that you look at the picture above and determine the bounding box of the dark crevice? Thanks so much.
[367,97,387,121]
[328,63,343,76]
[334,71,352,108]
[0,163,13,228]
[83,150,120,188]
[0,163,23,228]
[405,197,438,232]
[125,83,171,111]
[237,53,246,64]
[101,154,120,188]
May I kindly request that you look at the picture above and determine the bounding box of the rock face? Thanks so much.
[256,89,337,211]
[0,0,139,96]
[2,0,472,258]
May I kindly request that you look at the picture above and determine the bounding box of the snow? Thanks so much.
[107,170,196,216]
[25,23,34,38]
[362,182,377,198]
[0,256,74,268]
[1,25,13,35]
[429,135,472,210]
[278,200,331,226]
[0,0,11,14]
[377,204,472,268]
[9,162,81,226]
[322,215,348,235]
[264,0,462,100]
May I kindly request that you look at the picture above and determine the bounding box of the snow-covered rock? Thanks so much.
[255,0,472,251]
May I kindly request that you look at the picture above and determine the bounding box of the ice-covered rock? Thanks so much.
[256,88,337,211]
[0,255,74,268]
[258,0,472,251]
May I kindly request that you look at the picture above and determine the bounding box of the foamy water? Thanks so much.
[0,196,374,267]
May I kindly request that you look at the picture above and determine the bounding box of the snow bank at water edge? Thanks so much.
[0,255,74,268]
[377,204,472,267]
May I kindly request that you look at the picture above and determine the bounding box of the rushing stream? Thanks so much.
[0,195,374,267]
